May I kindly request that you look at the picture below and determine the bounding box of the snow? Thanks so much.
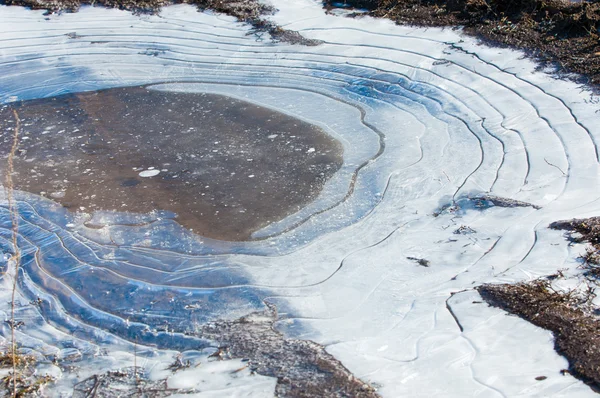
[1,0,600,396]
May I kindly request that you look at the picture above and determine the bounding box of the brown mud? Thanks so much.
[328,0,600,87]
[0,87,343,241]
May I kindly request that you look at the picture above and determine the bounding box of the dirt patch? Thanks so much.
[0,87,343,241]
[477,279,600,391]
[199,304,379,398]
[327,0,600,87]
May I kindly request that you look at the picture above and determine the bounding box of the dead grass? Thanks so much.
[73,368,156,398]
[1,373,54,398]
[0,351,54,397]
[3,109,21,398]
[0,107,53,398]
[550,216,600,246]
[0,353,33,369]
[551,216,600,279]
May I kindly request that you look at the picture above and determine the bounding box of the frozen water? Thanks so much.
[139,169,161,178]
[1,87,343,240]
[1,0,600,396]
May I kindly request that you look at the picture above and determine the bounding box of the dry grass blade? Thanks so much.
[4,109,21,398]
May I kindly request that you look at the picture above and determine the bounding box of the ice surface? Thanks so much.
[1,87,344,240]
[139,169,161,178]
[1,0,600,395]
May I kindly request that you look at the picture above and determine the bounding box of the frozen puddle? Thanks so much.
[1,0,600,396]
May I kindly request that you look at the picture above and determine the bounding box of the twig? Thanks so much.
[382,5,398,19]
[133,339,139,388]
[86,375,100,398]
[4,109,21,398]
[231,364,249,374]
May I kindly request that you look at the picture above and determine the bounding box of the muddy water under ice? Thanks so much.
[0,86,343,241]
[0,83,348,352]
